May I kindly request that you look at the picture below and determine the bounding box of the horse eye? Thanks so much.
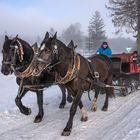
[10,47,15,51]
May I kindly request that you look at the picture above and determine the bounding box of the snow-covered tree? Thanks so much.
[86,11,107,52]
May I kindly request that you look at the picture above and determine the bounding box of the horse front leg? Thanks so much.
[61,90,82,136]
[34,90,44,123]
[58,84,66,109]
[15,88,31,115]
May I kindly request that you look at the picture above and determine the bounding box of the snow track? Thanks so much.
[0,73,140,140]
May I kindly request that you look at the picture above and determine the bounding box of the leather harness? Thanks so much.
[11,40,35,78]
[55,53,81,84]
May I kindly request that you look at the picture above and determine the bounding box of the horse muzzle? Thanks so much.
[1,68,10,75]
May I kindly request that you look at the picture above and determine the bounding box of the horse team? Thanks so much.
[1,32,114,136]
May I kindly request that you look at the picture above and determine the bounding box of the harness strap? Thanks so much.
[86,59,100,79]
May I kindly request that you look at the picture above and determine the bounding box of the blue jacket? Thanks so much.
[97,47,112,57]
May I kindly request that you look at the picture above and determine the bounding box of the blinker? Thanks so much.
[53,45,58,54]
[54,45,57,50]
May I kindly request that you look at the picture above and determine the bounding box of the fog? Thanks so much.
[0,0,136,53]
[0,0,134,38]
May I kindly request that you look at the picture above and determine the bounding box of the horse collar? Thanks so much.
[55,53,81,84]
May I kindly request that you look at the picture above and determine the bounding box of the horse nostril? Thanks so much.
[1,68,4,74]
[3,71,9,75]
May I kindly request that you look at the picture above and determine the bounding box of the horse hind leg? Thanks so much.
[91,86,100,112]
[102,75,114,111]
[102,88,109,111]
[79,100,88,122]
[67,90,73,103]
[58,84,66,109]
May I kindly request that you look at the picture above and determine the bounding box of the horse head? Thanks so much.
[1,35,14,75]
[32,32,76,77]
[32,31,55,76]
[1,35,33,76]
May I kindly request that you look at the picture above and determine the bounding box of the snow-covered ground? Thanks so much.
[1,55,140,140]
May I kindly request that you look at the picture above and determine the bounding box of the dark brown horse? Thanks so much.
[32,32,114,136]
[1,35,72,123]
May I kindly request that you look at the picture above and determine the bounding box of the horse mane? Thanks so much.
[56,39,72,54]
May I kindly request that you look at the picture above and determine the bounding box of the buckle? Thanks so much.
[94,72,99,78]
[53,48,58,54]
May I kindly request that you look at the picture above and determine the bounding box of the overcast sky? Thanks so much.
[0,0,134,39]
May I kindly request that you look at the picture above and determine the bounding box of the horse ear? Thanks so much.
[32,42,38,48]
[74,45,77,49]
[15,34,18,38]
[45,32,49,40]
[67,40,74,48]
[32,42,38,52]
[53,32,57,39]
[5,35,9,41]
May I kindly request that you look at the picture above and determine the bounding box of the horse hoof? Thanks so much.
[91,107,97,112]
[59,104,65,109]
[81,116,88,122]
[67,97,73,103]
[24,108,32,115]
[61,130,71,136]
[34,115,43,123]
[102,107,108,111]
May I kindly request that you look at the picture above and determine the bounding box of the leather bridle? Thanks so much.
[2,38,35,78]
[36,45,61,71]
